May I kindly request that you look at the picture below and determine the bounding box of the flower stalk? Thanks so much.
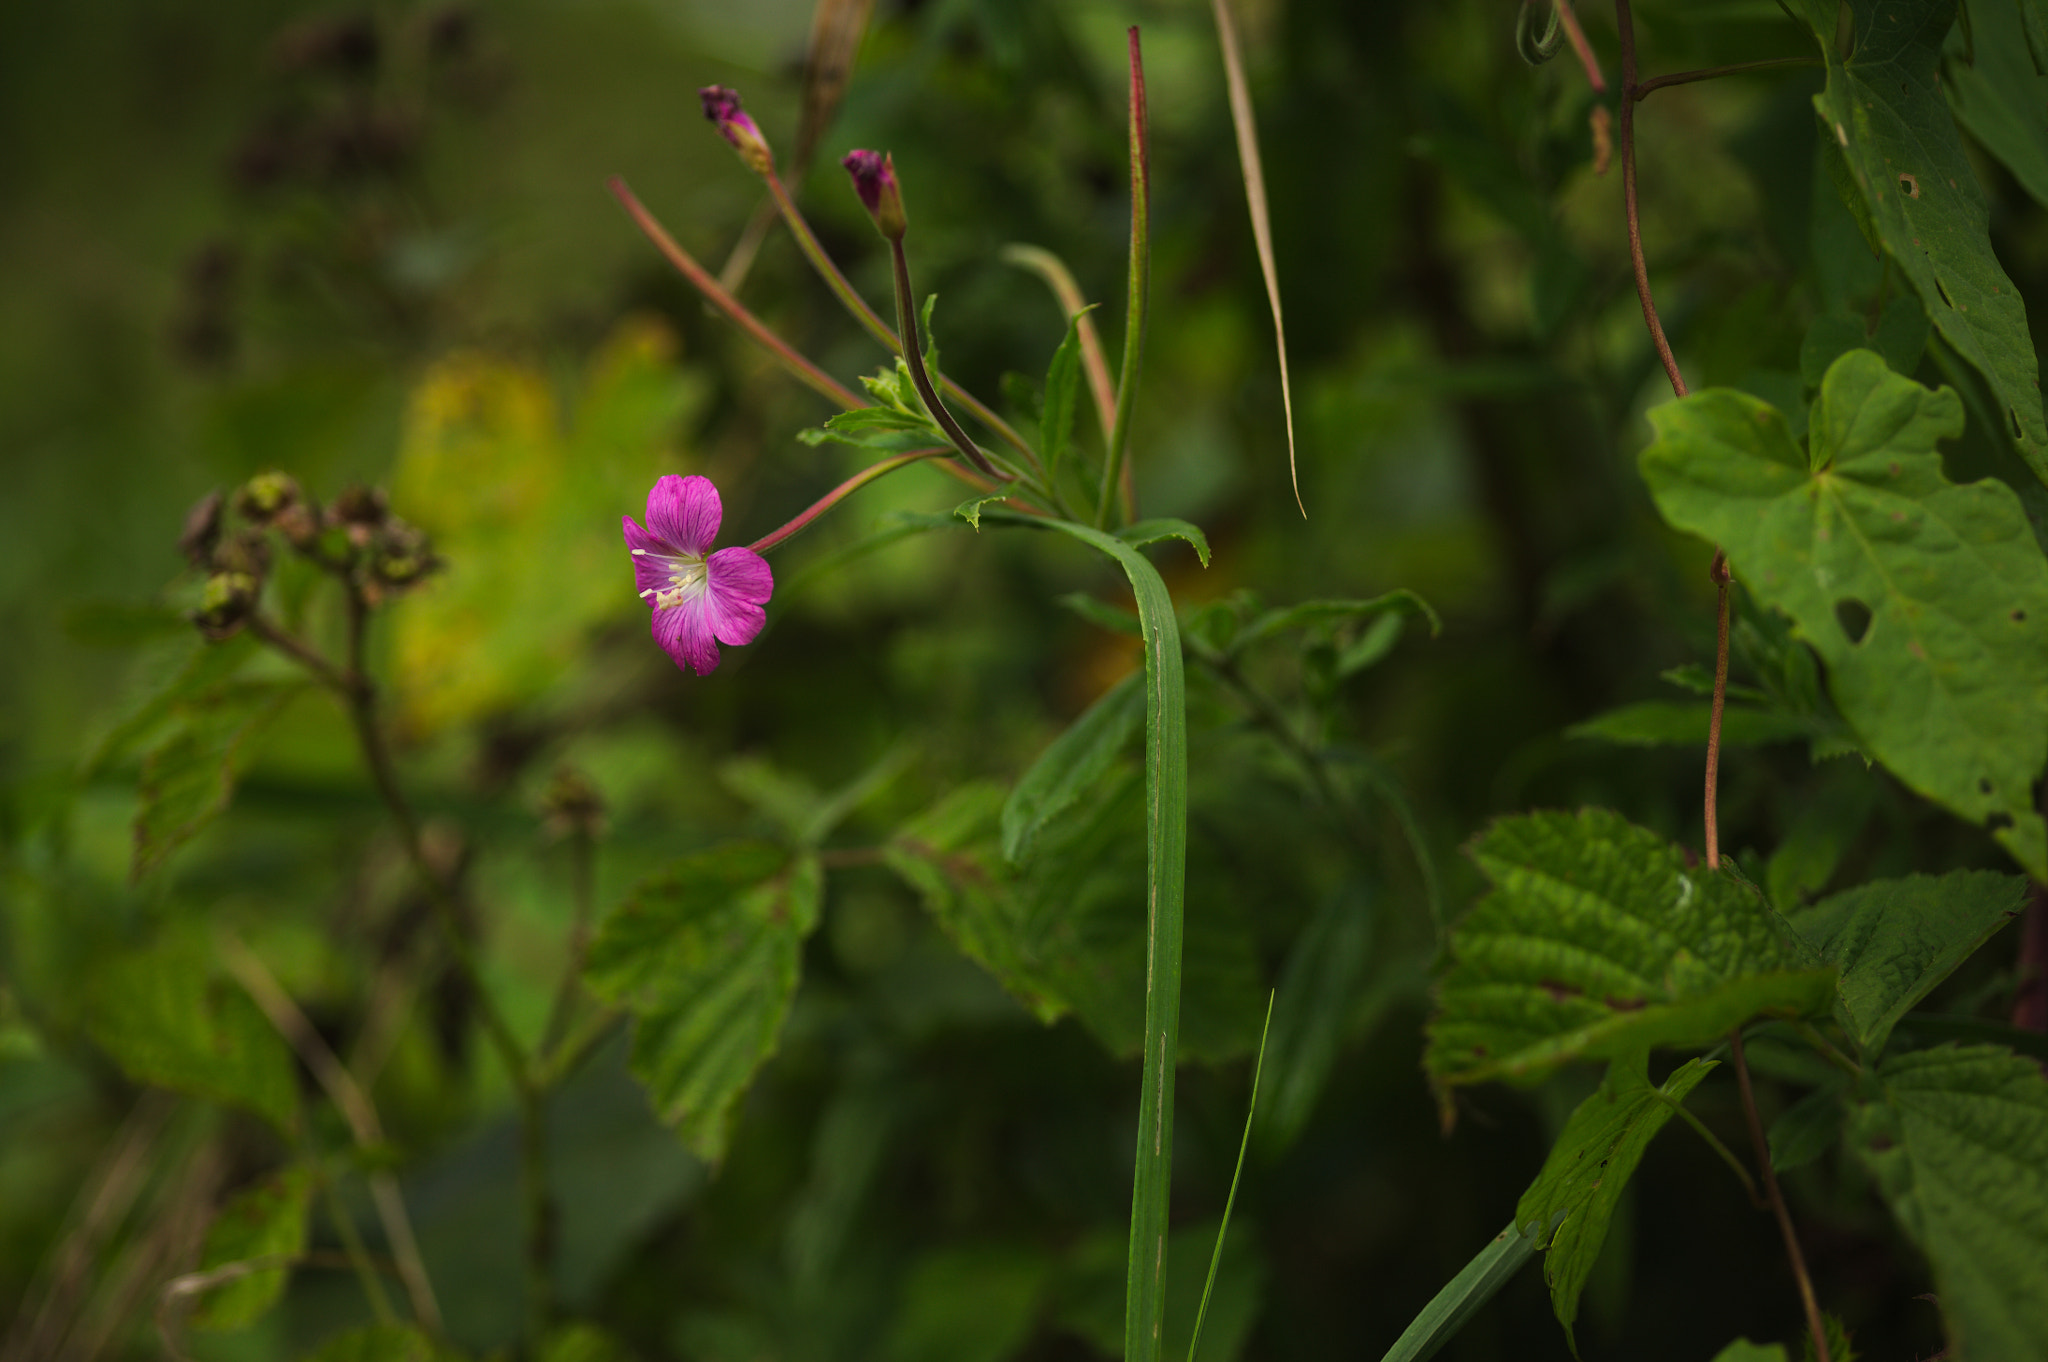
[1100,28,1150,529]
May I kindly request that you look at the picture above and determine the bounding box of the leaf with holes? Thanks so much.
[582,843,821,1163]
[1947,0,2048,210]
[1640,349,2048,879]
[1787,0,2048,483]
[1789,870,2028,1056]
[1517,1053,1717,1353]
[1425,809,1832,1101]
[1850,1044,2048,1360]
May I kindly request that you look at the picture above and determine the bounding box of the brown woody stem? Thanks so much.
[1730,1028,1832,1362]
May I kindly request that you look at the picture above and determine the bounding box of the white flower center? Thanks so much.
[637,551,708,611]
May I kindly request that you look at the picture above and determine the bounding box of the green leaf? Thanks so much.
[1708,1343,1788,1362]
[882,1245,1051,1362]
[133,680,299,880]
[1790,0,2048,483]
[1766,763,1879,911]
[1057,591,1143,637]
[717,759,824,843]
[537,1324,640,1362]
[1788,870,2028,1055]
[1255,883,1375,1154]
[86,929,297,1131]
[582,843,822,1163]
[189,1166,316,1332]
[1639,350,2048,879]
[1517,1053,1717,1352]
[1425,810,1834,1095]
[1948,0,2048,209]
[1116,518,1211,567]
[84,632,260,778]
[302,1324,466,1361]
[1376,1221,1540,1362]
[953,493,1011,530]
[1850,1044,2048,1359]
[1234,591,1441,651]
[1041,307,1091,486]
[1002,672,1143,865]
[1769,1081,1849,1173]
[978,510,1189,1362]
[1800,296,1930,387]
[1564,701,1819,749]
[2025,0,2048,71]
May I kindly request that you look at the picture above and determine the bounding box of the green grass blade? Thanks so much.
[1378,1220,1541,1362]
[989,510,1187,1362]
[1187,991,1274,1362]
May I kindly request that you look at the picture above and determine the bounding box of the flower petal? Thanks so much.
[623,515,673,597]
[646,474,721,556]
[704,547,773,646]
[652,593,721,675]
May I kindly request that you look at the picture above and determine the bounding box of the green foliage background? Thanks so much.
[6,1,2048,1360]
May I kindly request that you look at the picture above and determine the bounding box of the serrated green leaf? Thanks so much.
[954,493,1011,530]
[1564,701,1819,749]
[1789,870,2027,1055]
[1377,1221,1540,1362]
[1426,810,1833,1094]
[1850,1044,2048,1360]
[1002,672,1143,865]
[1235,591,1440,651]
[189,1166,316,1332]
[1116,518,1211,567]
[1789,0,2048,482]
[1948,0,2048,208]
[582,843,821,1163]
[302,1324,466,1362]
[84,633,260,778]
[1041,308,1091,487]
[133,680,299,880]
[1640,350,2048,879]
[1517,1053,1717,1352]
[86,930,298,1131]
[1769,1080,1849,1173]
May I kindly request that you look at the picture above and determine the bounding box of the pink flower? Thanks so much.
[699,85,773,174]
[841,149,906,240]
[622,474,773,675]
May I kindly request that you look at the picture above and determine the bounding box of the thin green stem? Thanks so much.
[888,240,1009,484]
[1632,55,1820,100]
[1795,1020,1863,1078]
[540,827,596,1062]
[748,449,956,555]
[762,170,1039,462]
[319,1177,397,1326]
[1100,28,1150,529]
[1654,1092,1763,1207]
[536,1009,625,1092]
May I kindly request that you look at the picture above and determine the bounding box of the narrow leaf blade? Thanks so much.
[1002,672,1144,864]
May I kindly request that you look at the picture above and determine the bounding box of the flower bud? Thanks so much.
[214,527,274,579]
[841,150,906,240]
[193,571,259,640]
[699,85,773,176]
[327,484,389,548]
[233,470,301,524]
[366,518,441,599]
[179,489,225,567]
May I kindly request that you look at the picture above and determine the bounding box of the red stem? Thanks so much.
[1554,1,1607,92]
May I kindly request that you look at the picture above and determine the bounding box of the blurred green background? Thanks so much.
[6,0,2040,1358]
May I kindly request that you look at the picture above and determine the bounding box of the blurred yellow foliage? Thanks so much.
[391,318,702,734]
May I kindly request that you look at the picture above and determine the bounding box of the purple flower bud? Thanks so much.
[699,85,773,175]
[841,150,907,240]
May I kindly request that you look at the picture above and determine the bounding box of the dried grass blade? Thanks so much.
[1210,0,1304,517]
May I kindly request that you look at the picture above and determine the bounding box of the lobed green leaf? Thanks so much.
[1640,351,2048,878]
[1789,0,2048,483]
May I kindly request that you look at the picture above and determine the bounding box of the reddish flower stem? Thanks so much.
[607,177,864,411]
[1731,1029,1832,1362]
[1554,0,1606,92]
[748,449,945,555]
